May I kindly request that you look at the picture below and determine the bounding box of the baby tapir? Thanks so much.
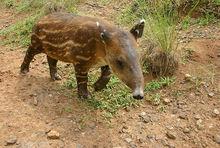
[20,12,145,100]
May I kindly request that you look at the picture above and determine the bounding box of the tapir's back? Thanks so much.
[31,12,109,64]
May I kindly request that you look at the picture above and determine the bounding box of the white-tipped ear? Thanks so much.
[130,19,145,40]
[140,19,145,24]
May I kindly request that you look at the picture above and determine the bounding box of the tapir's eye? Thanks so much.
[116,59,125,69]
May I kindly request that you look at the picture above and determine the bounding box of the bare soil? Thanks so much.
[0,2,220,148]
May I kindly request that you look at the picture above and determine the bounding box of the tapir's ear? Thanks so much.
[130,19,145,40]
[96,21,110,43]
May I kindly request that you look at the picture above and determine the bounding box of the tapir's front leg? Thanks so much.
[74,64,91,99]
[94,65,111,91]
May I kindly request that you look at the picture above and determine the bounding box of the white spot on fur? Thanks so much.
[96,22,100,27]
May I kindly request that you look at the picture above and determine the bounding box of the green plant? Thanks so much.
[64,72,77,89]
[1,0,16,8]
[63,106,73,113]
[149,93,161,106]
[0,0,79,47]
[145,77,175,92]
[63,71,139,117]
[197,12,216,26]
[181,16,191,30]
[87,76,138,115]
[0,14,41,47]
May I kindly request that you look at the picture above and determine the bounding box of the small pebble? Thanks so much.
[139,112,151,123]
[194,114,201,120]
[214,134,220,144]
[166,131,176,140]
[208,92,214,98]
[183,127,190,134]
[196,119,204,130]
[33,97,38,106]
[184,74,192,81]
[5,136,17,145]
[213,109,219,115]
[163,98,171,104]
[125,138,132,143]
[179,113,188,119]
[47,130,60,139]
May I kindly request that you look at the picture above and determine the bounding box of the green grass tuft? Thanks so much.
[145,77,175,92]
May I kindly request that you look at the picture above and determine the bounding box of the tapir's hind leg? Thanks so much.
[94,65,111,91]
[47,56,61,81]
[20,45,42,74]
[74,64,91,99]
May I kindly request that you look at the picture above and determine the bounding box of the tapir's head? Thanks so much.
[97,20,145,100]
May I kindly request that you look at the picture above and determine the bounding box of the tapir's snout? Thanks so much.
[132,87,144,100]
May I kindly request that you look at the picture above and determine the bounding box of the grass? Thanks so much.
[0,0,79,47]
[118,0,179,54]
[196,12,217,26]
[63,71,139,117]
[0,13,42,47]
[144,77,175,107]
[62,71,175,117]
[145,77,175,92]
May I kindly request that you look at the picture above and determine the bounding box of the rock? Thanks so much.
[138,138,145,143]
[30,93,37,97]
[125,138,132,143]
[213,109,219,116]
[183,127,190,134]
[163,98,171,104]
[47,130,60,139]
[214,134,220,144]
[49,94,53,97]
[194,114,201,120]
[196,119,204,130]
[140,112,146,116]
[33,97,38,106]
[119,126,129,133]
[139,112,151,123]
[140,115,151,123]
[208,92,214,98]
[5,136,17,145]
[179,113,188,120]
[147,134,155,140]
[125,107,131,112]
[184,74,192,81]
[166,131,176,140]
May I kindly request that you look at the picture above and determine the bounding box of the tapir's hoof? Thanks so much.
[94,83,107,91]
[78,92,92,100]
[20,68,29,74]
[93,79,108,91]
[51,73,62,81]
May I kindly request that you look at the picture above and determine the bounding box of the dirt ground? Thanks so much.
[0,2,220,148]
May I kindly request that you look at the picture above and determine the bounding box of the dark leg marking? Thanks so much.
[74,65,91,99]
[47,56,61,81]
[94,65,111,91]
[20,45,42,74]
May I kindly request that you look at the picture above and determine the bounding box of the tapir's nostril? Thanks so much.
[133,94,144,100]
